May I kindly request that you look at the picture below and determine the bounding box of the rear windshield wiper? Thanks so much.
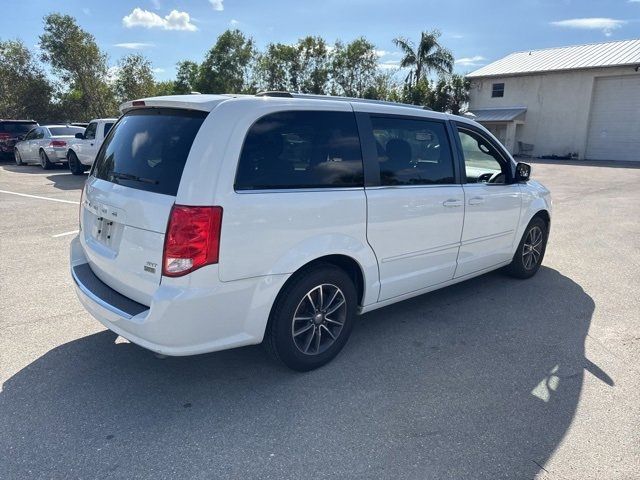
[110,171,159,185]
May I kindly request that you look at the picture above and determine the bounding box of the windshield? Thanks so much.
[49,127,85,136]
[92,108,207,196]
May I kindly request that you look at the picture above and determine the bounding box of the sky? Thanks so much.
[1,0,639,81]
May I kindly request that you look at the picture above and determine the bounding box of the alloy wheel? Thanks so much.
[291,283,347,355]
[522,225,543,270]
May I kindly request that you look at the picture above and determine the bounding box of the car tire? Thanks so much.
[505,216,548,279]
[264,264,357,371]
[68,151,87,175]
[39,149,53,170]
[14,149,23,166]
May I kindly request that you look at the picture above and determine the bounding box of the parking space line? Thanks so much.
[0,189,79,205]
[52,230,79,238]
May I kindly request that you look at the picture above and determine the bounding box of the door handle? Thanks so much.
[468,197,485,205]
[442,199,463,208]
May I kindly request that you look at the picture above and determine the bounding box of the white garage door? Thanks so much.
[586,75,640,161]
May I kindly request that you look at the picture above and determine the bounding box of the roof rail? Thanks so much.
[255,91,433,110]
[256,91,294,98]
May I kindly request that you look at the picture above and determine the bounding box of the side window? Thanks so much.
[103,122,114,137]
[25,128,38,140]
[371,116,455,186]
[84,122,97,140]
[457,128,508,184]
[36,128,45,140]
[235,111,363,190]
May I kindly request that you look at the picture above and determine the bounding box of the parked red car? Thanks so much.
[0,120,39,160]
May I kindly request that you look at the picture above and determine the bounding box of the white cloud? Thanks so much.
[375,50,388,57]
[378,60,401,70]
[455,55,486,66]
[551,17,626,36]
[230,19,240,26]
[114,42,155,49]
[122,8,197,31]
[209,0,224,11]
[152,67,165,73]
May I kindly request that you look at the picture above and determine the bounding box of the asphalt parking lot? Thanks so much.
[1,160,639,479]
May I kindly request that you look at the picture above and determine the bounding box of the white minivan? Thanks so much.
[70,93,551,371]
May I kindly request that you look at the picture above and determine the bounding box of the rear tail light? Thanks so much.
[162,205,223,277]
[50,140,67,147]
[0,133,10,141]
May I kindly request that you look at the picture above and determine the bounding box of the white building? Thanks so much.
[466,39,640,161]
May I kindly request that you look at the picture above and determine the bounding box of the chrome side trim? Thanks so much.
[71,264,134,320]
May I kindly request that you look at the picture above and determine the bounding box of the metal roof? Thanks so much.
[465,107,527,122]
[467,39,640,78]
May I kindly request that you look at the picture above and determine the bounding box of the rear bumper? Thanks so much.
[70,235,288,356]
[44,146,68,162]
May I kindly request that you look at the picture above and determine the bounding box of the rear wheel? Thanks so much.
[68,151,87,175]
[264,264,357,371]
[505,216,548,279]
[14,149,23,166]
[39,149,53,170]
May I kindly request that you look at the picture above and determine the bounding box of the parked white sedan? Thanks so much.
[14,125,86,169]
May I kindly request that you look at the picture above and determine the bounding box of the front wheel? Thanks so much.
[505,216,548,279]
[39,149,53,170]
[264,264,357,371]
[68,151,87,175]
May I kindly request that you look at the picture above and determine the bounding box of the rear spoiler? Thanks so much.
[120,94,239,114]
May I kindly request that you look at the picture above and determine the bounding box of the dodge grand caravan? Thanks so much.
[70,93,551,371]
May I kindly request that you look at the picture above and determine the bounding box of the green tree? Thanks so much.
[39,13,116,118]
[114,54,156,103]
[297,36,330,94]
[393,30,454,88]
[174,60,200,94]
[197,29,256,94]
[255,42,299,92]
[330,38,378,97]
[154,80,177,96]
[447,74,470,114]
[363,70,401,101]
[0,40,53,120]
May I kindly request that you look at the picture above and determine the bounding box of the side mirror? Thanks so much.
[515,162,531,182]
[75,132,84,139]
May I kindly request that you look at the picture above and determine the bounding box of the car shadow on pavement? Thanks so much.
[0,267,605,479]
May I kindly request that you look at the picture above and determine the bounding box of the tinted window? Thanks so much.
[24,128,38,140]
[235,111,363,190]
[457,128,508,184]
[492,83,505,98]
[35,128,45,139]
[84,122,97,140]
[371,116,455,185]
[103,123,114,137]
[92,108,207,196]
[0,122,37,134]
[49,127,85,136]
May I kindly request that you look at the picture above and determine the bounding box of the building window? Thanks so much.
[492,82,505,98]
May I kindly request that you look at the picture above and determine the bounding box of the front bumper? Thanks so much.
[70,235,288,356]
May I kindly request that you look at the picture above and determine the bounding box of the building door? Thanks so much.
[586,75,640,161]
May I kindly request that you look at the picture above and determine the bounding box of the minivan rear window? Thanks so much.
[0,122,37,134]
[92,108,207,196]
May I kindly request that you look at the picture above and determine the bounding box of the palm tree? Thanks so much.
[393,30,454,87]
